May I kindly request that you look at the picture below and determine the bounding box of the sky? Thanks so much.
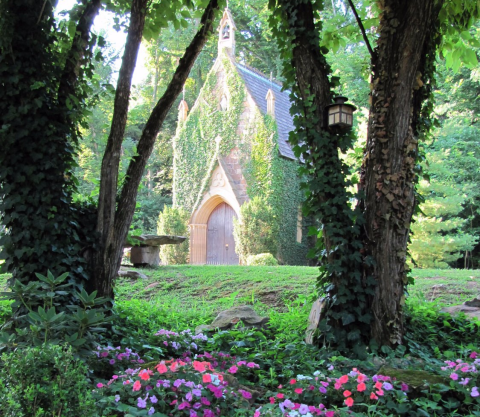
[56,0,149,85]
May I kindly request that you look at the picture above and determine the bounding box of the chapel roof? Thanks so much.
[234,63,296,160]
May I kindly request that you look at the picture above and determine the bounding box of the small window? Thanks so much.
[220,94,228,111]
[296,206,302,243]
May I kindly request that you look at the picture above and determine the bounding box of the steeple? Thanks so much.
[218,8,236,57]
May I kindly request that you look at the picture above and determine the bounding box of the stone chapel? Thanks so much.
[172,9,311,265]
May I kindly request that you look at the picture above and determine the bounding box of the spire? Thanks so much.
[218,8,236,57]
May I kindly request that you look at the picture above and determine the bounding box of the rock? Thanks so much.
[378,366,449,389]
[441,304,480,320]
[117,269,148,279]
[130,234,186,247]
[195,306,269,334]
[305,298,324,344]
[131,246,160,267]
[464,297,480,308]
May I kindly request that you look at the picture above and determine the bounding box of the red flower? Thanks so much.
[269,397,275,404]
[202,374,212,383]
[294,388,303,394]
[339,375,349,384]
[345,397,354,407]
[343,390,352,397]
[357,382,366,392]
[370,392,378,400]
[290,379,297,385]
[276,393,284,399]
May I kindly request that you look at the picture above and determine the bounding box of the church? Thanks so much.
[172,9,311,265]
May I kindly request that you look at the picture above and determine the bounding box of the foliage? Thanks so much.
[157,206,190,264]
[0,0,96,294]
[246,253,279,266]
[234,196,279,263]
[0,270,109,358]
[0,344,96,417]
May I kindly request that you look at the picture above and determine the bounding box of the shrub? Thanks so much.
[233,196,279,263]
[246,253,279,266]
[0,344,96,417]
[157,205,190,264]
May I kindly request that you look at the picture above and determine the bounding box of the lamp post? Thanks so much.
[325,96,356,129]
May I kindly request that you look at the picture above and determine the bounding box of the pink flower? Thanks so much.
[228,365,238,374]
[326,412,335,417]
[269,397,275,404]
[450,373,459,381]
[345,397,354,407]
[469,352,478,359]
[96,383,104,388]
[132,380,142,391]
[276,393,284,399]
[370,392,378,400]
[401,383,408,392]
[343,390,352,397]
[290,379,297,385]
[294,388,303,394]
[339,375,348,384]
[239,389,252,399]
[471,387,479,397]
[357,382,366,392]
[254,412,260,417]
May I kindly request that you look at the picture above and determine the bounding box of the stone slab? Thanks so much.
[305,298,324,344]
[128,234,186,247]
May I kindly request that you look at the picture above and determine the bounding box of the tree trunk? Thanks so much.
[93,0,149,296]
[91,0,220,299]
[362,0,442,346]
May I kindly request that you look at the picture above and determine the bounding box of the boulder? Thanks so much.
[464,297,480,308]
[117,269,148,280]
[195,305,269,334]
[441,303,480,320]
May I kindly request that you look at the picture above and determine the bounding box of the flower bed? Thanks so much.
[92,329,480,416]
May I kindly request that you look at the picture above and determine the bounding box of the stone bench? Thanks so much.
[124,234,186,267]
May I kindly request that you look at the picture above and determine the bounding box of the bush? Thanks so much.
[157,205,190,264]
[0,344,96,417]
[246,253,278,266]
[233,196,279,263]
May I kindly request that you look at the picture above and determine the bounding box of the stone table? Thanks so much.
[124,234,186,267]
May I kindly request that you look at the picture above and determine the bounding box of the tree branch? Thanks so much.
[58,0,102,107]
[345,0,375,59]
[113,0,220,261]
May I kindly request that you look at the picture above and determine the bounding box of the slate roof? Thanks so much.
[235,63,296,160]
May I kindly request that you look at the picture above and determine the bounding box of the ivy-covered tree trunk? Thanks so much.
[361,0,442,346]
[0,0,100,291]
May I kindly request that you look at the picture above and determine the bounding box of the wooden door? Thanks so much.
[206,202,239,265]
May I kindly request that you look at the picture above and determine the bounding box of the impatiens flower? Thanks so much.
[298,404,309,414]
[276,393,284,399]
[150,395,158,404]
[201,397,210,406]
[254,412,260,417]
[472,387,479,398]
[470,352,478,359]
[401,383,408,392]
[376,388,384,396]
[357,382,366,392]
[239,389,252,399]
[228,365,238,374]
[148,407,155,415]
[459,378,470,386]
[345,397,354,407]
[343,390,352,397]
[156,363,168,374]
[370,392,378,400]
[192,388,202,397]
[137,397,147,408]
[133,380,142,391]
[374,381,383,390]
[294,388,303,394]
[178,401,191,410]
[269,397,275,404]
[290,378,297,384]
[114,394,120,402]
[109,359,115,365]
[326,411,335,417]
[383,382,393,391]
[357,374,367,383]
[319,386,327,394]
[339,375,349,384]
[450,373,459,381]
[139,369,152,381]
[202,374,212,383]
[246,362,257,368]
[189,410,198,417]
[96,383,104,388]
[169,362,178,372]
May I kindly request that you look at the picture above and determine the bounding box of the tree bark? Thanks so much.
[361,0,442,346]
[93,0,149,295]
[92,0,220,298]
[58,0,102,108]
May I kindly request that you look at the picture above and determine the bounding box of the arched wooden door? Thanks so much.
[206,202,239,265]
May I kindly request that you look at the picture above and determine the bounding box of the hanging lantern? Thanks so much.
[325,96,356,129]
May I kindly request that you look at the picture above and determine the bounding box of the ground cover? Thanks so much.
[1,267,480,416]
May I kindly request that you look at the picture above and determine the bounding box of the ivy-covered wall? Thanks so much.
[173,51,310,265]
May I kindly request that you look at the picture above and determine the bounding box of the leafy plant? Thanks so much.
[234,196,280,263]
[157,205,190,264]
[0,270,109,357]
[246,253,279,266]
[0,344,96,417]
